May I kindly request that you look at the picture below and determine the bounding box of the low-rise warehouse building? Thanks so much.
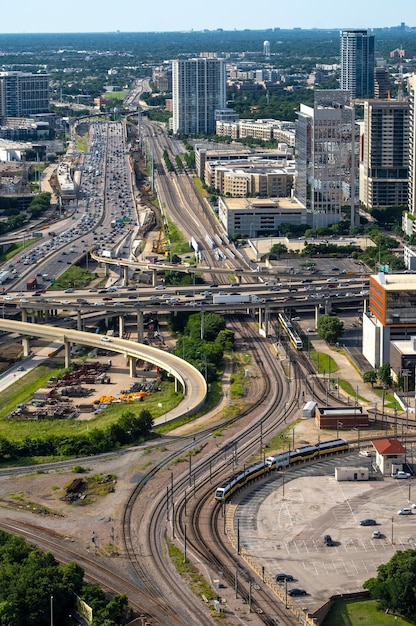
[315,405,369,429]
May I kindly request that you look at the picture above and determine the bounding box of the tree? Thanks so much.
[378,362,392,388]
[364,549,416,619]
[363,370,378,387]
[316,315,344,344]
[269,243,288,259]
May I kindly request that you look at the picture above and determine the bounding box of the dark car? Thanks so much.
[288,588,307,597]
[275,573,294,583]
[360,518,377,526]
[324,534,334,546]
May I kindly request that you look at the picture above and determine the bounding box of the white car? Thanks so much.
[155,285,166,290]
[3,295,13,300]
[398,508,412,515]
[100,336,111,342]
[359,450,372,457]
[393,471,411,479]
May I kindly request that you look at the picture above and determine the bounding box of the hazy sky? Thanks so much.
[1,0,414,33]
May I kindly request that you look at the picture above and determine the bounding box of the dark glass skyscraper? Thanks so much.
[340,29,375,99]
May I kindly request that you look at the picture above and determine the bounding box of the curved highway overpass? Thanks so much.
[0,319,207,417]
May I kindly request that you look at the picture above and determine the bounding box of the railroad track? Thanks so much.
[117,315,301,624]
[170,317,302,625]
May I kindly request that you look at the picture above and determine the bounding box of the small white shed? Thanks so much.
[335,467,369,481]
[302,401,317,418]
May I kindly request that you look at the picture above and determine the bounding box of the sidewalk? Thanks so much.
[311,338,382,407]
[158,358,233,433]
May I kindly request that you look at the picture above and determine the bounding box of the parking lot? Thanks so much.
[234,454,416,612]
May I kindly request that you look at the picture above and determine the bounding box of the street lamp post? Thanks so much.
[402,368,411,428]
[353,426,360,450]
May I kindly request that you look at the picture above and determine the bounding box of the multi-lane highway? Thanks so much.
[0,116,377,626]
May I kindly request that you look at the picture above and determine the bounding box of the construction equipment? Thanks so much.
[152,229,168,255]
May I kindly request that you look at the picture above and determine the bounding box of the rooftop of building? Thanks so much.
[0,139,32,151]
[390,337,416,355]
[219,196,306,211]
[317,406,364,416]
[371,272,416,290]
[373,438,406,455]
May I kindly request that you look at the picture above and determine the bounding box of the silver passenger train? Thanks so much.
[214,439,348,502]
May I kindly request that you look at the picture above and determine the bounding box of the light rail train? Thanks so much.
[214,438,348,502]
[278,312,303,350]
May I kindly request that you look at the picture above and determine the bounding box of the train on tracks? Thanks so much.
[278,312,303,350]
[214,438,348,502]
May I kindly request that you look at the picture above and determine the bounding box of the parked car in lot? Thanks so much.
[360,519,377,526]
[275,573,294,583]
[372,531,381,539]
[324,534,334,546]
[359,450,372,457]
[288,588,307,597]
[393,471,411,479]
[398,508,412,515]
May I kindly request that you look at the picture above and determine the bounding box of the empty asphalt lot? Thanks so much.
[234,453,416,612]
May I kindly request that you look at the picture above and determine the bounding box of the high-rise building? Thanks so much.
[172,58,226,135]
[340,29,375,98]
[295,90,358,227]
[360,100,409,209]
[374,66,392,99]
[0,71,50,117]
[407,75,416,219]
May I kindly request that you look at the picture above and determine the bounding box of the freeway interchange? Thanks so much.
[0,117,372,626]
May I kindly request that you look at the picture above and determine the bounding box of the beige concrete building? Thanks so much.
[218,196,307,237]
[209,162,295,197]
[215,118,296,146]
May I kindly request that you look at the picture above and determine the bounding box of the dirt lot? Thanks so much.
[0,340,22,374]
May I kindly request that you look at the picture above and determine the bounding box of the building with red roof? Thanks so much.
[372,438,407,475]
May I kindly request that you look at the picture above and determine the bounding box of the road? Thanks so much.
[0,319,207,417]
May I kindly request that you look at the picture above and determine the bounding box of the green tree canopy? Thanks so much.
[316,315,344,344]
[378,363,393,388]
[364,549,416,619]
[363,371,378,387]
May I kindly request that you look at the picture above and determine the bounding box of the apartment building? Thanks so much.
[0,72,50,117]
[340,29,375,99]
[360,99,409,209]
[172,57,226,135]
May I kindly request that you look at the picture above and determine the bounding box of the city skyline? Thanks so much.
[1,0,415,34]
